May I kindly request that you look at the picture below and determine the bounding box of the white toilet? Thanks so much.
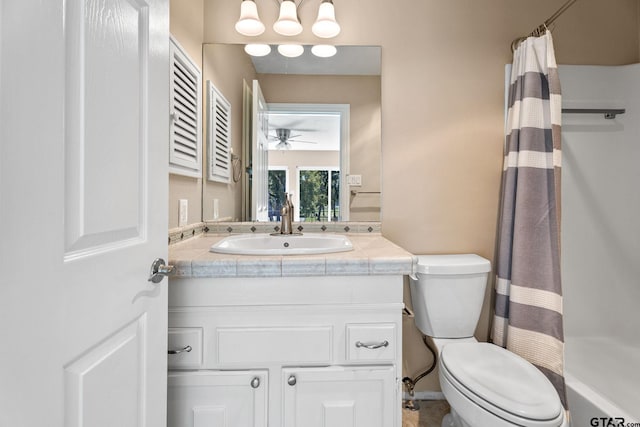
[409,254,567,427]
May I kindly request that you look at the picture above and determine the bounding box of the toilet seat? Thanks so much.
[440,343,565,427]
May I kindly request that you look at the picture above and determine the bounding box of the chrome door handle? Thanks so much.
[355,340,389,349]
[168,345,192,355]
[251,377,261,389]
[148,258,174,283]
[287,375,297,386]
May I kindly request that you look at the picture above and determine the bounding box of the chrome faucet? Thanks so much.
[280,193,294,235]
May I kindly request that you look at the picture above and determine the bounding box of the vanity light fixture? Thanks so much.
[312,0,340,38]
[244,43,272,56]
[277,44,305,58]
[235,0,341,38]
[235,0,266,36]
[311,44,337,57]
[273,0,303,36]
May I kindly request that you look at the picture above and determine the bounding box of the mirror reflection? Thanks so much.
[202,44,381,222]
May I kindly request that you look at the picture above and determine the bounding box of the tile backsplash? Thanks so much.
[169,221,382,245]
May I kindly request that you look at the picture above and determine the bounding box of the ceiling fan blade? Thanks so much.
[289,128,318,132]
[287,139,318,144]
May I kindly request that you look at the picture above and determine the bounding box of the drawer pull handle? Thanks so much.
[168,345,192,355]
[251,377,261,389]
[287,375,297,386]
[355,340,389,349]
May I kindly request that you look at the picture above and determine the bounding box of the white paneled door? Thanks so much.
[0,1,169,427]
[251,79,269,222]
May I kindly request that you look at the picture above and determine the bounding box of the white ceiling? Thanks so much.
[267,112,340,151]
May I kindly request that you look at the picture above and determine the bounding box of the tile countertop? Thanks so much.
[169,233,417,278]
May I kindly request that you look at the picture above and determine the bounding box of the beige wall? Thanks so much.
[258,74,381,221]
[169,0,204,228]
[202,44,258,221]
[201,0,640,392]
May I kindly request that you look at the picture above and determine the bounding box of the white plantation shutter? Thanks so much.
[207,81,231,183]
[169,37,202,177]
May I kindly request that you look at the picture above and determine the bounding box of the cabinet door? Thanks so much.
[168,371,267,427]
[282,366,396,427]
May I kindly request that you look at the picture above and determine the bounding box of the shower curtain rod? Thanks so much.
[511,0,578,51]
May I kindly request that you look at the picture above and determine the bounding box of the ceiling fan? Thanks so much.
[269,128,318,150]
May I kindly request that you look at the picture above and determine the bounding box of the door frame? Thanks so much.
[268,103,350,221]
[267,166,290,221]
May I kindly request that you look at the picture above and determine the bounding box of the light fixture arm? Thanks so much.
[271,0,308,9]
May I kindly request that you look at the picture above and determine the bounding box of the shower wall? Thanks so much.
[560,64,640,423]
[560,64,640,344]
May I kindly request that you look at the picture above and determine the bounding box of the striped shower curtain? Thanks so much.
[492,32,567,408]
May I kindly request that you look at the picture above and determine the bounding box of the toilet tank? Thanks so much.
[409,254,491,338]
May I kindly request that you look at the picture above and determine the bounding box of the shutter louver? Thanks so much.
[207,81,232,183]
[169,37,202,177]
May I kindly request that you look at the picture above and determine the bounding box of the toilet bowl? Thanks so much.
[409,255,566,427]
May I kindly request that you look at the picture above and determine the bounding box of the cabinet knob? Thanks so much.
[287,375,297,386]
[250,377,260,389]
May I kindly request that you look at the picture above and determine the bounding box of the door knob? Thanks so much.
[287,375,297,386]
[148,258,174,283]
[251,377,261,389]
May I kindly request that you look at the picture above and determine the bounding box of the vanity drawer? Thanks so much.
[168,327,203,369]
[215,326,333,366]
[346,323,396,362]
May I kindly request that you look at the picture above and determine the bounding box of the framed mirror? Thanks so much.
[202,44,381,222]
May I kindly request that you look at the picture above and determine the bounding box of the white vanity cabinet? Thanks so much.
[167,274,404,427]
[168,370,268,427]
[282,366,396,427]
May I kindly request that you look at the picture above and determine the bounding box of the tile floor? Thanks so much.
[402,400,450,427]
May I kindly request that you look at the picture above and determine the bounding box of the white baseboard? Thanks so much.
[403,391,446,401]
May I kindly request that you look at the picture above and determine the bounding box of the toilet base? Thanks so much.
[441,409,470,427]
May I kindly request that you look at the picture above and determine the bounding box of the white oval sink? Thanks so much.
[210,233,353,256]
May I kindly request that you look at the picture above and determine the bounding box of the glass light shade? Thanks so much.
[312,1,340,38]
[277,44,304,58]
[235,0,265,36]
[273,0,302,36]
[244,44,271,57]
[311,44,337,58]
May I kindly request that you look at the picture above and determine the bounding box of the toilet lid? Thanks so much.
[441,343,562,421]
